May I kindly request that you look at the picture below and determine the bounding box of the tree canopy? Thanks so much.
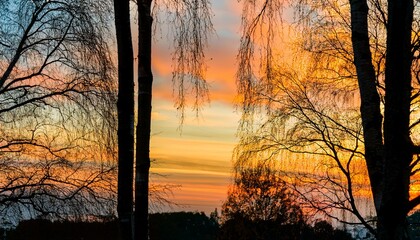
[234,0,420,238]
[220,163,306,240]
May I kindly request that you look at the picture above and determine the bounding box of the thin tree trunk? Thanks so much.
[378,0,413,239]
[349,0,384,215]
[135,0,153,239]
[114,1,135,240]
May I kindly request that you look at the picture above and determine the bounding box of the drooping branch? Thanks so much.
[153,0,214,121]
[0,0,117,223]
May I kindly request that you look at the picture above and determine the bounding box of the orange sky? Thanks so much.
[149,1,242,213]
[146,0,420,221]
[148,0,300,214]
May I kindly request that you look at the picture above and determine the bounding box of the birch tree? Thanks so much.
[350,0,414,239]
[135,1,212,238]
[113,0,135,240]
[236,0,420,239]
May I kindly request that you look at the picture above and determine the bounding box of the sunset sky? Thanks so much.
[149,1,242,213]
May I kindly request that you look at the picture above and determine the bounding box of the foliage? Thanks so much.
[152,0,214,118]
[219,163,306,240]
[222,164,303,223]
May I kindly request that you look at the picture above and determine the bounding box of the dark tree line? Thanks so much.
[1,211,354,240]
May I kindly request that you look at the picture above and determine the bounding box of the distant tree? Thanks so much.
[219,163,305,240]
[0,0,116,223]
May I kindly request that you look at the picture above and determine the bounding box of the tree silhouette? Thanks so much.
[219,163,305,240]
[113,0,135,239]
[111,0,213,238]
[135,0,153,238]
[235,0,420,239]
[0,0,116,223]
[349,0,416,238]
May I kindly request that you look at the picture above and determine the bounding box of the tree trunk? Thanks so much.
[135,0,153,239]
[349,0,384,215]
[349,0,414,239]
[114,1,135,240]
[378,0,413,239]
